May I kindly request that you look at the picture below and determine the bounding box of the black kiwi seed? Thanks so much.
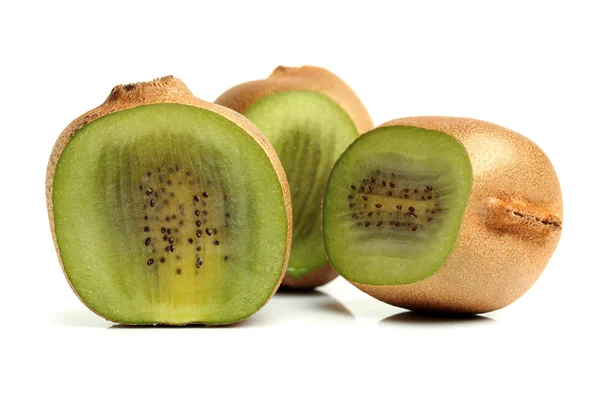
[412,225,418,232]
[179,221,184,227]
[368,185,374,191]
[389,182,396,188]
[362,195,368,200]
[370,177,376,183]
[364,222,371,227]
[169,245,176,252]
[348,195,354,199]
[168,237,174,244]
[176,268,181,275]
[409,206,415,212]
[388,191,393,196]
[396,205,402,210]
[196,246,201,251]
[145,238,151,246]
[206,229,212,236]
[160,257,165,263]
[161,227,166,233]
[426,185,433,191]
[194,195,200,202]
[224,256,229,261]
[202,210,208,215]
[196,258,203,267]
[143,215,148,220]
[202,192,209,198]
[195,210,200,217]
[144,226,149,232]
[196,230,202,238]
[146,188,153,196]
[381,181,386,186]
[350,185,356,190]
[375,203,382,208]
[188,238,193,244]
[213,240,220,246]
[163,235,168,241]
[367,212,373,217]
[360,186,365,192]
[196,220,201,227]
[166,217,171,222]
[150,199,156,207]
[431,209,437,214]
[147,259,154,266]
[376,221,383,227]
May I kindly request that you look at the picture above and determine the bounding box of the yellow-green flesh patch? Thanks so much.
[53,104,288,324]
[243,91,359,279]
[323,126,472,285]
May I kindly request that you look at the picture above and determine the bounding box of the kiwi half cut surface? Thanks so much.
[323,117,562,314]
[216,66,372,288]
[47,77,292,325]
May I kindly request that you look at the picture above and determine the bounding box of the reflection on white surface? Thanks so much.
[50,279,498,329]
[380,311,496,327]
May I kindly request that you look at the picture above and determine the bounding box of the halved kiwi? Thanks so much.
[216,66,373,288]
[46,76,292,325]
[323,117,563,314]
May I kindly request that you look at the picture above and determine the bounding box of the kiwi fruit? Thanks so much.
[323,117,562,314]
[216,66,373,288]
[46,76,292,325]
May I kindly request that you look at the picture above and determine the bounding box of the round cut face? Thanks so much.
[323,125,472,285]
[244,90,359,278]
[52,103,289,324]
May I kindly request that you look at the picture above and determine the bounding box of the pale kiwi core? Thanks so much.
[52,103,289,324]
[323,126,472,285]
[243,91,359,279]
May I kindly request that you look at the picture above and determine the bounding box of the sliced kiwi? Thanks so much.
[216,66,372,288]
[324,125,472,285]
[47,77,291,325]
[323,118,563,314]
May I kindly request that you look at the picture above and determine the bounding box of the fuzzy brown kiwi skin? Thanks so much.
[46,76,293,326]
[350,117,563,314]
[281,264,339,290]
[216,66,373,288]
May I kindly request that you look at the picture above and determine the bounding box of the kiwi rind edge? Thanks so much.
[46,76,293,326]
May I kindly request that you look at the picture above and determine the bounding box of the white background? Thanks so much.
[1,1,598,399]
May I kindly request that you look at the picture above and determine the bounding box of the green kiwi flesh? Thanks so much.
[52,103,289,324]
[243,91,359,279]
[323,125,472,285]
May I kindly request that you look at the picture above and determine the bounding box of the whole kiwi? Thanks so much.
[324,117,563,314]
[216,66,373,289]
